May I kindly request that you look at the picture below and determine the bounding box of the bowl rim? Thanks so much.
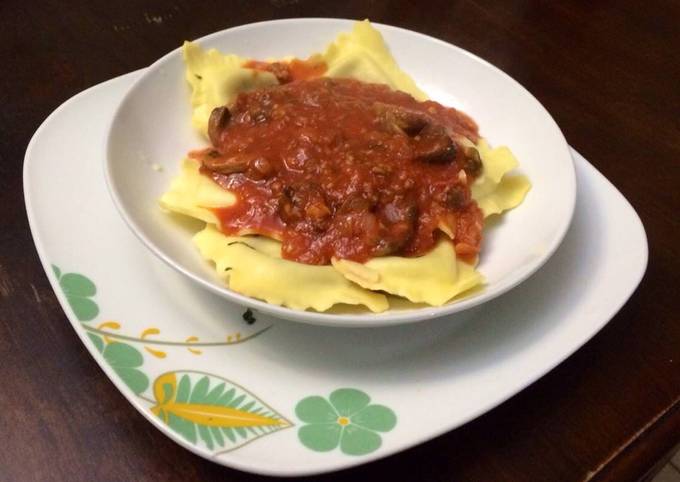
[105,17,576,327]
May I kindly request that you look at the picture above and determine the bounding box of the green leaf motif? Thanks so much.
[176,375,191,403]
[53,266,149,396]
[295,388,397,456]
[168,412,197,444]
[161,383,173,405]
[104,342,143,367]
[229,394,245,408]
[87,333,105,353]
[150,371,293,453]
[60,273,96,297]
[103,342,149,395]
[117,368,150,395]
[189,376,210,403]
[69,298,99,322]
[52,265,99,322]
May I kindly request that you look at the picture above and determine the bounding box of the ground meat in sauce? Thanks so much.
[191,76,484,265]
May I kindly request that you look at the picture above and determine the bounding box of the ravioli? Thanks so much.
[331,239,483,306]
[193,225,388,312]
[472,139,531,217]
[159,158,235,224]
[183,42,278,137]
[321,20,427,101]
[164,144,524,308]
[162,21,532,312]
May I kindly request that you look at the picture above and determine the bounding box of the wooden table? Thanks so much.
[3,1,679,480]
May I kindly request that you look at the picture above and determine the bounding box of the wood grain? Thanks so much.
[1,1,678,480]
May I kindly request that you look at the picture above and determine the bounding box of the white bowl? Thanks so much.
[106,18,575,327]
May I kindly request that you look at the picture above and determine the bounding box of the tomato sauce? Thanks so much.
[192,74,484,265]
[244,58,327,83]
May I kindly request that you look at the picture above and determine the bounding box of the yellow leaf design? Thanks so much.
[152,372,177,416]
[98,320,121,330]
[185,336,202,355]
[158,402,285,427]
[141,327,161,338]
[145,346,168,358]
[98,320,121,344]
[149,370,291,454]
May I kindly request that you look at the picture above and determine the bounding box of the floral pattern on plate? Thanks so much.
[296,388,397,455]
[53,266,292,453]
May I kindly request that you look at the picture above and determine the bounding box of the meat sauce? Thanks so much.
[191,63,484,265]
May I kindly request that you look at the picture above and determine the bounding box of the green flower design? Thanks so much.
[52,265,99,322]
[295,388,396,456]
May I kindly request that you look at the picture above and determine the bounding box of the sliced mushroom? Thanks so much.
[208,106,231,146]
[462,146,483,176]
[373,102,428,136]
[247,157,275,180]
[202,153,249,175]
[412,124,457,164]
[374,195,419,256]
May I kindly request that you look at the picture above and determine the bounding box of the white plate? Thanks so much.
[106,19,576,326]
[25,71,646,476]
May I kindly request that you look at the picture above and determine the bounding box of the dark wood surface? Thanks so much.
[2,1,679,480]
